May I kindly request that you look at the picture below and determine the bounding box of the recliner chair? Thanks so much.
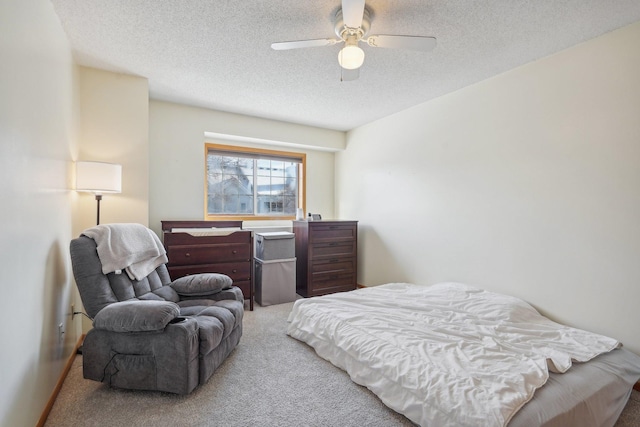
[70,232,243,395]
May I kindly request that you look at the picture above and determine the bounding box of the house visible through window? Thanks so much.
[205,143,305,220]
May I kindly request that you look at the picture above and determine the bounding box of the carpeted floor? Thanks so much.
[45,301,413,426]
[45,301,640,427]
[616,387,640,426]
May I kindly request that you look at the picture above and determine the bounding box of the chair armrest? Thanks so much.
[177,286,245,306]
[93,300,180,332]
[206,286,244,303]
[170,273,232,297]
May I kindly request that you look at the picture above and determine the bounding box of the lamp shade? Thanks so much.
[76,161,122,194]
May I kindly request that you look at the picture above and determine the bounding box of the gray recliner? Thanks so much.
[70,234,243,395]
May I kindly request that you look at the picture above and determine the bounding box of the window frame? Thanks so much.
[204,143,306,221]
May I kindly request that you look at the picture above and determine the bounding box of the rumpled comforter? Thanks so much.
[287,282,620,427]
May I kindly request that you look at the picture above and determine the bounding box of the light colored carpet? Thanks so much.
[616,387,640,427]
[45,301,413,426]
[45,301,640,427]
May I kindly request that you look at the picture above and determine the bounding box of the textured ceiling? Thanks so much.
[51,0,640,131]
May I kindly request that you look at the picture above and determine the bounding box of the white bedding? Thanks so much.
[286,282,620,427]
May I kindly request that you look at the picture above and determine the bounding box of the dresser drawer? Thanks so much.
[309,271,356,294]
[309,240,356,259]
[163,230,251,246]
[309,224,356,242]
[168,261,251,282]
[167,243,250,266]
[310,257,355,274]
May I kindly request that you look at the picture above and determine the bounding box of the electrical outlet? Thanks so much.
[58,323,65,343]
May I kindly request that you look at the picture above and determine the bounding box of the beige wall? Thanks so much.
[148,101,342,237]
[76,67,150,233]
[337,21,640,353]
[0,7,151,422]
[0,0,78,426]
[74,67,150,334]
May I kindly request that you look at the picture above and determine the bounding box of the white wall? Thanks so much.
[337,22,640,353]
[0,1,78,426]
[74,67,150,334]
[149,101,342,237]
[76,67,150,233]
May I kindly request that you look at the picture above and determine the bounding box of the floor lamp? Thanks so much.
[76,161,122,225]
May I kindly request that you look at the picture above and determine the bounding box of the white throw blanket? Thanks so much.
[287,282,620,427]
[82,223,168,281]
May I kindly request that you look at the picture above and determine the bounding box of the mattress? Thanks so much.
[510,347,640,426]
[287,282,640,427]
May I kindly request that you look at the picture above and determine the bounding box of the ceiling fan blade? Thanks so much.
[342,0,366,28]
[367,35,437,52]
[271,39,338,51]
[340,67,360,82]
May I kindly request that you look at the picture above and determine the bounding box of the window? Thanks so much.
[205,143,306,220]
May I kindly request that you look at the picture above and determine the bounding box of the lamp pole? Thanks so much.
[95,194,103,225]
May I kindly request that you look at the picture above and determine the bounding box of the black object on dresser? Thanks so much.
[161,220,254,310]
[293,220,358,297]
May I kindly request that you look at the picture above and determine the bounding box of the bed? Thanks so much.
[287,282,640,427]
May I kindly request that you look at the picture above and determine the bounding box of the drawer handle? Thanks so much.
[232,250,238,254]
[330,259,339,263]
[329,226,337,229]
[328,242,337,246]
[330,275,338,280]
[185,253,190,257]
[232,269,238,273]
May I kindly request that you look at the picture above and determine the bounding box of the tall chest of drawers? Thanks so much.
[161,220,254,310]
[293,220,358,297]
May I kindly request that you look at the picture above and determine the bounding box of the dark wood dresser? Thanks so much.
[161,220,254,310]
[293,220,358,297]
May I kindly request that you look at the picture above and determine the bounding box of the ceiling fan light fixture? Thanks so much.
[271,3,436,80]
[338,44,365,70]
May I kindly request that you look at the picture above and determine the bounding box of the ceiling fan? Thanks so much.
[271,0,437,81]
